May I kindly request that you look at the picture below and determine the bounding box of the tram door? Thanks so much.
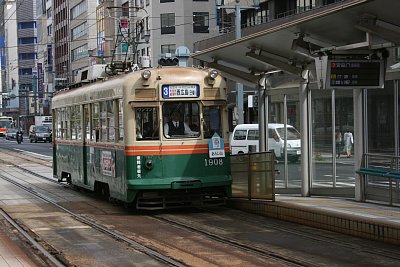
[268,88,301,193]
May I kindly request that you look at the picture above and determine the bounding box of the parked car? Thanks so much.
[230,123,301,162]
[5,128,18,140]
[29,125,52,143]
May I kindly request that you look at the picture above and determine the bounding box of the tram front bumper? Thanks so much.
[127,176,231,190]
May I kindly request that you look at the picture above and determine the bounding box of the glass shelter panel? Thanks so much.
[367,83,395,154]
[311,89,355,189]
[311,90,334,187]
[335,89,355,187]
[269,92,301,189]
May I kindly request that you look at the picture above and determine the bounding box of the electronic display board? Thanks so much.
[326,59,384,89]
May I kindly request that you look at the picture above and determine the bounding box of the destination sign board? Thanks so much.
[326,59,384,89]
[162,84,199,98]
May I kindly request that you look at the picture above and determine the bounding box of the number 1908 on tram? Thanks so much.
[52,67,232,209]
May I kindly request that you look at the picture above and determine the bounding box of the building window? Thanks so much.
[160,0,174,2]
[18,37,37,45]
[161,44,176,54]
[122,2,129,17]
[160,13,175,34]
[19,53,37,60]
[297,0,315,12]
[71,0,87,20]
[72,44,88,61]
[20,84,33,91]
[46,8,52,19]
[71,22,87,40]
[19,68,33,75]
[47,45,53,66]
[18,21,36,29]
[47,25,52,36]
[193,12,209,33]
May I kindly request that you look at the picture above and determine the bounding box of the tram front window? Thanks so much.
[163,102,200,139]
[135,107,159,140]
[203,105,223,138]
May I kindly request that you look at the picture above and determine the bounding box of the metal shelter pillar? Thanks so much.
[353,88,364,201]
[300,69,310,197]
[258,74,269,153]
[235,0,244,124]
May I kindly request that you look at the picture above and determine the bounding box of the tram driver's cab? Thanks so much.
[135,101,224,141]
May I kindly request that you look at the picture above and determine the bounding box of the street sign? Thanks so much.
[326,59,384,89]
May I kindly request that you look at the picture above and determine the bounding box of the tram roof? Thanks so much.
[192,0,400,85]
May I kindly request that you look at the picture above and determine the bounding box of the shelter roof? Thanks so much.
[192,0,400,85]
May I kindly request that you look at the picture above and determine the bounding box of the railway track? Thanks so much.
[0,170,186,267]
[0,208,66,267]
[206,208,400,262]
[152,214,311,267]
[1,148,400,267]
[0,149,308,266]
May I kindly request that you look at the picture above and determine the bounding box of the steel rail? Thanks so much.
[0,208,66,267]
[0,172,186,267]
[153,215,312,267]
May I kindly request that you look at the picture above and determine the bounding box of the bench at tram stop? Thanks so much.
[356,153,400,205]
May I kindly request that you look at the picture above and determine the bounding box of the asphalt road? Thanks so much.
[0,136,53,158]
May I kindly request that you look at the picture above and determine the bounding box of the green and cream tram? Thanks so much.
[52,67,232,209]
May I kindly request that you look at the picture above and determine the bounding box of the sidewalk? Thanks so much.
[228,195,400,245]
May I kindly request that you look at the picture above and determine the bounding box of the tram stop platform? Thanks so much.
[228,195,400,245]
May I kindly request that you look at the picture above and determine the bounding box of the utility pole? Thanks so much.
[32,74,38,116]
[235,0,244,124]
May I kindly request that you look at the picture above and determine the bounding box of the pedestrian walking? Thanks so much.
[343,129,354,158]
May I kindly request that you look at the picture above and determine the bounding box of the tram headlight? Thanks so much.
[207,69,219,85]
[208,69,219,79]
[141,70,151,80]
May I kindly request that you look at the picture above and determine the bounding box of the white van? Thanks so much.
[230,123,301,162]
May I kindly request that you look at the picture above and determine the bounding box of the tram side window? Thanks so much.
[101,102,107,141]
[71,105,81,140]
[61,107,69,140]
[84,104,90,140]
[92,103,100,141]
[162,102,200,138]
[135,107,159,141]
[66,107,72,140]
[100,100,114,142]
[55,109,62,139]
[118,100,124,141]
[203,106,223,138]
